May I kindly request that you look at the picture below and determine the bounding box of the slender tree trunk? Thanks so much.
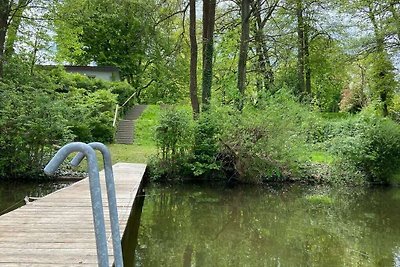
[237,0,250,110]
[368,4,390,116]
[296,0,305,96]
[0,0,11,79]
[304,22,311,95]
[253,0,276,93]
[189,0,199,118]
[254,0,266,92]
[5,0,28,57]
[202,0,216,110]
[30,32,39,75]
[368,7,385,53]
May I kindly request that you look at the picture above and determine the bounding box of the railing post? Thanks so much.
[71,142,124,267]
[44,142,109,267]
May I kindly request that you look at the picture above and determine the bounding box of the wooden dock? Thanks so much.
[0,163,146,266]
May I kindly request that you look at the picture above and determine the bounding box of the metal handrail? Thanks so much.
[71,142,123,267]
[113,104,119,127]
[44,142,109,267]
[113,92,137,128]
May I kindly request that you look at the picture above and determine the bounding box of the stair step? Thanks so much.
[115,105,147,144]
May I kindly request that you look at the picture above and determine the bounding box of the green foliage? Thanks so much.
[191,112,220,177]
[110,82,136,108]
[218,91,315,183]
[310,37,348,112]
[54,0,189,104]
[150,107,194,181]
[321,111,400,184]
[155,107,193,161]
[367,52,397,115]
[0,82,73,178]
[150,106,222,181]
[150,88,400,186]
[0,66,134,179]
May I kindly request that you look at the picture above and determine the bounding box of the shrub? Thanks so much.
[0,83,73,179]
[320,111,400,184]
[191,112,220,177]
[150,107,194,181]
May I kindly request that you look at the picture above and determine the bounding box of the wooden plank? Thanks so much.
[0,163,146,266]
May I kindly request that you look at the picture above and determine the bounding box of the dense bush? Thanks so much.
[0,67,132,179]
[150,90,400,185]
[150,107,194,180]
[0,83,73,178]
[319,111,400,184]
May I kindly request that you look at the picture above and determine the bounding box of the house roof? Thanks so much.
[39,65,120,72]
[63,65,120,72]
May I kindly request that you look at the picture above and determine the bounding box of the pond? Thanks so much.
[0,180,73,216]
[124,183,400,267]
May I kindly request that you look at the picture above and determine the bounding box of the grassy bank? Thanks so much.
[105,105,160,165]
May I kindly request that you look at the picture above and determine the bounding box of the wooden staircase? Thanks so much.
[115,105,147,144]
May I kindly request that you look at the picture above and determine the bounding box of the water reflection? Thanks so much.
[133,184,400,266]
[0,180,72,215]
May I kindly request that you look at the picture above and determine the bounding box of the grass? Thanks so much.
[134,105,161,146]
[310,151,335,164]
[108,144,156,164]
[71,105,160,172]
[107,105,160,164]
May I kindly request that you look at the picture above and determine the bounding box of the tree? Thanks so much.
[340,0,398,116]
[0,0,33,78]
[252,0,278,93]
[55,0,189,103]
[202,0,217,110]
[237,0,251,110]
[189,0,200,117]
[296,0,310,97]
[0,0,11,78]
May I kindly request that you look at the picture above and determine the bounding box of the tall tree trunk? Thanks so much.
[254,0,266,92]
[304,22,311,95]
[202,0,216,111]
[368,3,390,116]
[0,0,11,79]
[296,0,305,96]
[189,0,199,118]
[5,0,28,57]
[253,0,276,93]
[253,0,278,91]
[237,0,251,110]
[30,32,39,75]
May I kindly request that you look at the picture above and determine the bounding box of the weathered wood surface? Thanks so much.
[0,163,146,266]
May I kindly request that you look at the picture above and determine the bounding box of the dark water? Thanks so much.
[0,180,73,215]
[126,183,400,267]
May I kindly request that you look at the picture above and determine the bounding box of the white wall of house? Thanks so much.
[67,69,120,81]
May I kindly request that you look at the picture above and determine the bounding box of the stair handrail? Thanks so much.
[121,92,137,108]
[113,104,119,127]
[113,92,137,128]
